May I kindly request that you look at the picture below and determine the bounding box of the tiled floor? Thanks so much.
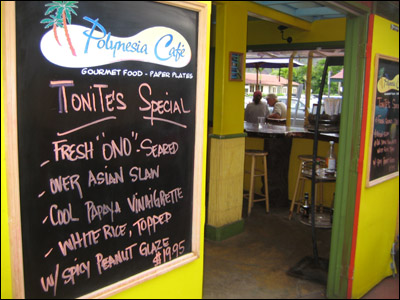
[202,201,398,299]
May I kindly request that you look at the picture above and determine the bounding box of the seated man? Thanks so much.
[245,90,269,123]
[266,93,287,119]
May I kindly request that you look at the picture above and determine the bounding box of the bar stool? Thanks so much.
[288,154,325,220]
[244,150,269,215]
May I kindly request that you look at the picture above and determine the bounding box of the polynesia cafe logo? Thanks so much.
[40,2,191,68]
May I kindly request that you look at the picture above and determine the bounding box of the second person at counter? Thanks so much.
[266,93,287,119]
[245,90,270,123]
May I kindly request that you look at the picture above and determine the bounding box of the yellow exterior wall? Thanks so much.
[0,2,210,298]
[207,2,249,232]
[208,137,246,227]
[352,15,399,299]
[212,2,248,136]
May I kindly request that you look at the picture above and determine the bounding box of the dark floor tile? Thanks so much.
[203,204,398,299]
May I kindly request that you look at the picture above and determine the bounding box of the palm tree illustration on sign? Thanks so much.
[40,13,63,46]
[41,1,79,56]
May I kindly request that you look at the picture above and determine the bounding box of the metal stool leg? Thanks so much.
[289,161,302,220]
[318,182,324,212]
[297,177,305,213]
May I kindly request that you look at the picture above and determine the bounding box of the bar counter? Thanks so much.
[244,121,339,208]
[244,121,339,142]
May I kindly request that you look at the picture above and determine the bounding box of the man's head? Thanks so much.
[253,90,262,104]
[266,93,278,106]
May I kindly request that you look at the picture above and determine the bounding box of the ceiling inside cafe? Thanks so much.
[250,1,399,24]
[211,2,398,60]
[246,49,345,60]
[246,2,350,60]
[245,1,398,59]
[252,1,347,22]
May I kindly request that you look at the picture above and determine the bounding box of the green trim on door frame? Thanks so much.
[326,14,369,299]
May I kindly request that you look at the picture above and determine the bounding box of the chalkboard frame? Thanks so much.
[366,54,399,187]
[3,1,208,298]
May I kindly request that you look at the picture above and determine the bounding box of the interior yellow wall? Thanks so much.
[352,15,399,299]
[0,2,210,298]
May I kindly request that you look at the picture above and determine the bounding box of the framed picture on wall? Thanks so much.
[229,52,243,81]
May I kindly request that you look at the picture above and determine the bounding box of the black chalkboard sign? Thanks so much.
[367,54,399,186]
[8,1,206,298]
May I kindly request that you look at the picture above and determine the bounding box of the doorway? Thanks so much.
[205,3,369,298]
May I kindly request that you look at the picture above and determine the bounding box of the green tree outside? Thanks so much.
[270,59,343,95]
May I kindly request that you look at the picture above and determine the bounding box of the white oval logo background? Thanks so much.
[40,25,192,68]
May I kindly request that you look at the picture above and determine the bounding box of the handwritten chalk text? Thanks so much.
[139,83,190,128]
[126,187,183,214]
[50,80,127,114]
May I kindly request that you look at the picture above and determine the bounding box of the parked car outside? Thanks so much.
[277,96,308,126]
[244,96,252,108]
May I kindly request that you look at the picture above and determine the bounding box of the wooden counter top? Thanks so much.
[244,122,339,142]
